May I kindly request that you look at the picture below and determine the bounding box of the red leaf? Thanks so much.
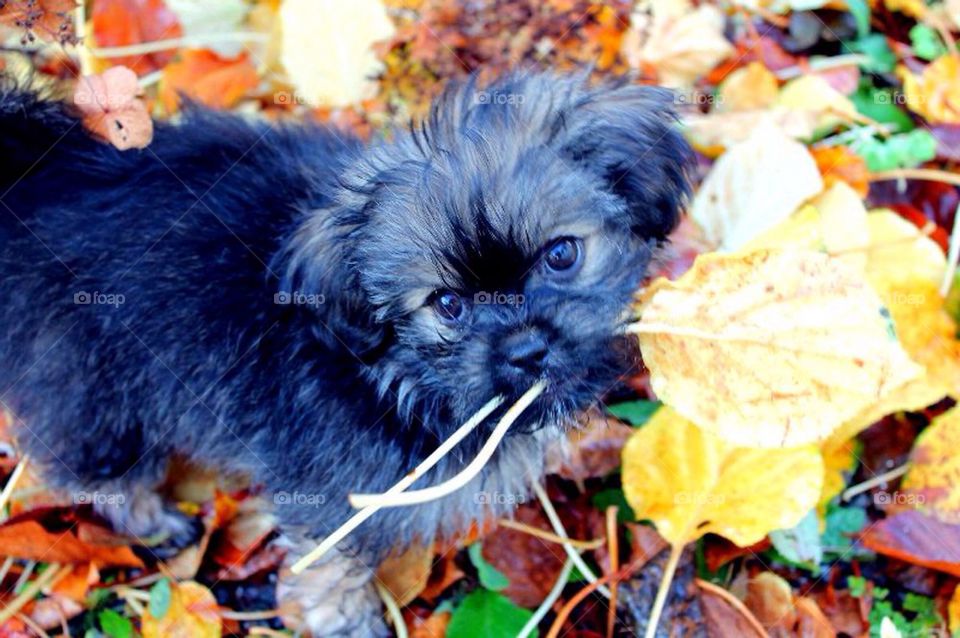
[0,517,143,567]
[860,510,960,576]
[74,66,153,150]
[91,0,182,75]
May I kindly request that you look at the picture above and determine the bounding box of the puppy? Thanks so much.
[0,72,692,635]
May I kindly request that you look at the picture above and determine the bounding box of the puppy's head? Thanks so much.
[284,73,693,437]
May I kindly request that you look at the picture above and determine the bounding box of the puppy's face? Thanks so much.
[286,74,692,437]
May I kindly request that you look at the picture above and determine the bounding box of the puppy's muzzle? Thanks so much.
[501,327,549,372]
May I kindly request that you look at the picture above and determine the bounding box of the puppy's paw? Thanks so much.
[93,484,202,557]
[275,538,388,638]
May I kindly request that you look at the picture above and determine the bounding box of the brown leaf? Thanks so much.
[418,552,464,603]
[860,509,960,576]
[74,66,153,150]
[698,579,766,638]
[159,49,259,113]
[377,543,433,608]
[545,411,633,481]
[0,518,143,567]
[744,571,796,630]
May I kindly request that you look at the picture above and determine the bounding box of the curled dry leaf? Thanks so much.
[74,66,153,150]
[623,1,733,88]
[901,407,960,523]
[635,249,921,447]
[621,406,823,546]
[376,542,433,607]
[690,121,823,250]
[859,509,960,577]
[141,580,221,638]
[279,0,395,106]
[716,62,779,112]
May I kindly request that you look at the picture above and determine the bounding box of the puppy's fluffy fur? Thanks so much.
[0,72,691,633]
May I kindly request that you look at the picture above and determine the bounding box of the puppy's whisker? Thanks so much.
[349,380,547,509]
[290,393,506,574]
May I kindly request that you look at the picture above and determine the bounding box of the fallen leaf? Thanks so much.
[949,583,960,635]
[716,62,779,112]
[159,49,259,112]
[636,249,921,447]
[811,145,870,198]
[900,56,960,124]
[683,108,820,153]
[621,406,823,546]
[279,0,395,106]
[690,121,823,250]
[409,611,451,638]
[0,518,143,567]
[901,408,960,523]
[859,509,960,576]
[141,580,221,638]
[73,66,153,150]
[545,411,634,481]
[624,2,733,88]
[698,579,766,638]
[775,74,859,133]
[744,571,796,630]
[819,438,858,510]
[91,0,182,74]
[376,542,433,607]
[0,0,76,43]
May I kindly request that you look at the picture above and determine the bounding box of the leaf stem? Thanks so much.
[870,168,960,189]
[89,32,269,58]
[644,544,684,638]
[0,454,29,518]
[841,463,909,502]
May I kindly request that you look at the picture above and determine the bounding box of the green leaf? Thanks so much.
[844,34,895,73]
[592,489,636,523]
[909,24,947,61]
[98,609,133,638]
[447,590,535,638]
[769,509,822,570]
[149,577,172,619]
[606,401,661,427]
[823,504,868,557]
[853,129,938,171]
[851,85,914,133]
[468,543,510,591]
[846,0,871,38]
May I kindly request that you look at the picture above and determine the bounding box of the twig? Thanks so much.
[518,556,574,638]
[349,381,546,509]
[644,544,684,638]
[219,609,281,621]
[533,482,611,599]
[497,518,604,550]
[12,561,36,594]
[290,395,505,574]
[695,579,767,636]
[73,0,90,76]
[941,203,960,297]
[870,168,960,189]
[606,506,619,638]
[0,563,71,624]
[89,33,269,58]
[842,464,910,502]
[0,455,29,517]
[15,612,51,638]
[374,582,408,638]
[774,54,870,80]
[0,557,14,585]
[545,561,640,638]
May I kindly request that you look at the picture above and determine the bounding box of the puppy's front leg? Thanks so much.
[275,532,388,638]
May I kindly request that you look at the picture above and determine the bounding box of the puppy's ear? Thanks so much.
[277,205,386,358]
[557,81,694,240]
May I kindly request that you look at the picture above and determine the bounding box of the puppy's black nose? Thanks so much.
[503,329,548,370]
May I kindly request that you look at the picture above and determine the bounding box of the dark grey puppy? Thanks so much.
[0,72,692,635]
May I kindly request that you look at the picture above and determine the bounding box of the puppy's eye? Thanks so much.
[543,237,582,273]
[429,289,465,323]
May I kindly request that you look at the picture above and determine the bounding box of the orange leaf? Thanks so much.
[74,66,153,150]
[91,0,182,75]
[0,0,76,43]
[159,49,259,113]
[0,519,143,567]
[810,146,870,198]
[142,581,221,638]
[859,509,960,576]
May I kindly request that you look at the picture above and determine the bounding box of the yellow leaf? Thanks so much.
[683,108,820,153]
[900,56,960,124]
[621,407,823,546]
[819,439,858,511]
[745,181,871,273]
[949,582,960,634]
[279,0,395,106]
[864,210,946,288]
[775,74,858,133]
[901,407,960,523]
[717,62,779,112]
[885,0,926,18]
[635,249,922,447]
[690,121,824,250]
[142,581,221,638]
[625,3,734,88]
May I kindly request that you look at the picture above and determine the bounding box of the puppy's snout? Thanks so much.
[503,328,548,370]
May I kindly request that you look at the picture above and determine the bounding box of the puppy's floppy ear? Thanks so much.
[556,80,694,240]
[276,203,386,357]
